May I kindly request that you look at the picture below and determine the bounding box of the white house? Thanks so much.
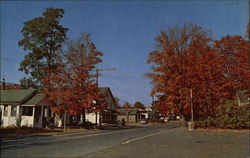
[138,107,159,120]
[0,89,54,128]
[53,87,119,127]
[85,87,118,125]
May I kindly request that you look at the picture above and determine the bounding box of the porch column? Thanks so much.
[39,106,44,128]
[7,105,11,125]
[99,112,102,127]
[16,105,20,116]
[32,107,35,127]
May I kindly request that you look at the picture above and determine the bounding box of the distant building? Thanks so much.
[117,108,144,123]
[139,107,158,120]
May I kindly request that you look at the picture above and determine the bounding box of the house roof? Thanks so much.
[22,93,45,105]
[0,89,36,104]
[99,87,109,95]
[99,87,118,108]
[117,109,140,115]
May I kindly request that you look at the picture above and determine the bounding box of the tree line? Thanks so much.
[16,8,249,128]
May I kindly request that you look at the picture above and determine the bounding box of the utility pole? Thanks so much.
[188,88,194,131]
[190,88,194,122]
[64,109,66,133]
[152,95,156,120]
[2,78,6,90]
[152,95,155,112]
[95,68,116,87]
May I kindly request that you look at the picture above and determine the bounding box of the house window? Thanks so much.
[11,106,17,116]
[3,105,8,116]
[22,106,33,116]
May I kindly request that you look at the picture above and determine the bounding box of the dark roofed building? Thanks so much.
[85,87,118,125]
[117,108,144,123]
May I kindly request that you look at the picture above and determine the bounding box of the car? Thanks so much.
[164,117,170,122]
[140,119,148,124]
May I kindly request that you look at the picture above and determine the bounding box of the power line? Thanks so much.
[95,68,116,87]
[101,73,151,85]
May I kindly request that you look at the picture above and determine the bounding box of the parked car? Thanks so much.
[140,119,148,124]
[164,117,170,122]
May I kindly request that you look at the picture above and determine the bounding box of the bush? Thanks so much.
[196,101,249,129]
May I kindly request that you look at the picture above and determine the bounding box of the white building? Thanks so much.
[85,87,118,125]
[0,89,54,128]
[54,87,118,127]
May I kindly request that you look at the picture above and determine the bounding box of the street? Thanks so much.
[1,122,249,158]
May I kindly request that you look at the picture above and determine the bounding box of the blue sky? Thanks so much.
[0,0,248,106]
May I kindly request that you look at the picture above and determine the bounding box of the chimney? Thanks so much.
[2,78,6,90]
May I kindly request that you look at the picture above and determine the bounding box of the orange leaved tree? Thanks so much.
[43,33,107,123]
[214,35,250,91]
[146,24,249,126]
[123,102,133,109]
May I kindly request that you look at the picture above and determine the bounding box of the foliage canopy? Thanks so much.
[18,8,68,89]
[147,24,249,122]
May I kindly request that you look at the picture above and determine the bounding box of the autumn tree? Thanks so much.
[114,97,122,109]
[214,35,250,91]
[18,8,68,89]
[0,79,22,90]
[43,33,107,123]
[123,102,132,109]
[146,24,247,126]
[133,101,145,109]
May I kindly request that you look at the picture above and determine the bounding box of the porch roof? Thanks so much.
[0,89,36,104]
[22,93,54,106]
[23,93,44,105]
[117,109,140,115]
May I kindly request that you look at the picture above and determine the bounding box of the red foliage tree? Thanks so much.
[214,35,250,91]
[123,102,133,109]
[0,83,22,90]
[147,24,249,124]
[43,33,107,122]
[133,101,145,109]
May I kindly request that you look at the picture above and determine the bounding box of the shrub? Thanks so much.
[15,115,22,127]
[196,100,249,129]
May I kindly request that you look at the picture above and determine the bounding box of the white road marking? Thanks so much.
[122,129,170,145]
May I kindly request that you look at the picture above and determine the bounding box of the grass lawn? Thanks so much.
[195,128,249,133]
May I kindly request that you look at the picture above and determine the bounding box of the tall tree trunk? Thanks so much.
[180,114,187,127]
[178,103,186,127]
[82,108,86,124]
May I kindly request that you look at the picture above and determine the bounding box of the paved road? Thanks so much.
[1,122,249,158]
[92,127,249,158]
[1,122,178,158]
